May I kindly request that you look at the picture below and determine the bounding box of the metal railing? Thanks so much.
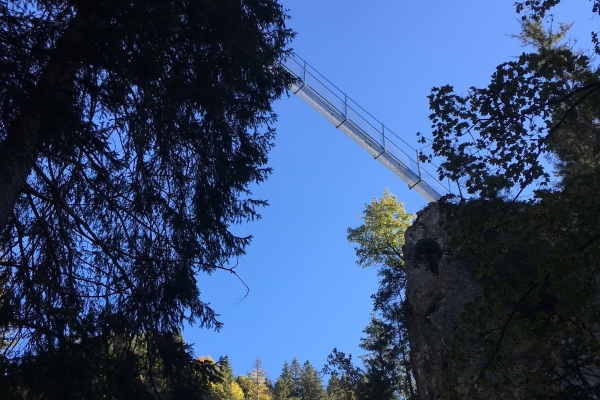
[283,53,458,203]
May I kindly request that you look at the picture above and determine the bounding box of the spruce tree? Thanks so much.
[326,374,358,400]
[273,361,296,400]
[290,358,303,398]
[299,361,327,400]
[0,0,294,397]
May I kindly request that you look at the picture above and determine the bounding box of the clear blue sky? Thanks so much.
[186,0,596,380]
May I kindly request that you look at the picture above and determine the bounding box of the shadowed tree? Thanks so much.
[418,3,600,397]
[0,0,294,397]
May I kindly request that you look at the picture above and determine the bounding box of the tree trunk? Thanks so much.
[0,9,87,228]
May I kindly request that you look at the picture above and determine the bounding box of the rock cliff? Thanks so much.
[403,203,482,399]
[403,203,600,399]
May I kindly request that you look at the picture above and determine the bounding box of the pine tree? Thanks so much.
[290,358,303,398]
[299,361,327,400]
[273,361,296,400]
[326,374,358,400]
[207,357,245,400]
[0,0,294,397]
[360,318,400,400]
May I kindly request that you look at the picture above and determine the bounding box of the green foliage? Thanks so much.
[326,374,358,400]
[423,50,594,197]
[515,0,600,21]
[423,4,600,397]
[0,0,293,397]
[323,348,364,394]
[245,357,273,400]
[438,186,600,396]
[300,361,327,400]
[347,189,414,269]
[273,361,298,400]
[325,190,416,400]
[420,11,600,199]
[273,358,329,400]
[512,19,572,51]
[0,331,221,400]
[206,357,245,400]
[360,317,407,400]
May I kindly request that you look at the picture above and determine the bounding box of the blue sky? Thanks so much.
[186,0,596,380]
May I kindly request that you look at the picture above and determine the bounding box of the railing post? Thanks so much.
[416,150,421,179]
[287,53,452,203]
[303,60,307,83]
[336,93,349,129]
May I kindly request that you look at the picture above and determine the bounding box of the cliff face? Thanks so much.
[403,203,600,399]
[403,203,482,399]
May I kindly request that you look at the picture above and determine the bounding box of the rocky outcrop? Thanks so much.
[403,203,482,399]
[403,203,600,399]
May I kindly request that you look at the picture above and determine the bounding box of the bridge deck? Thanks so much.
[283,54,451,203]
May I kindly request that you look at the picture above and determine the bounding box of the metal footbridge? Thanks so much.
[283,53,453,203]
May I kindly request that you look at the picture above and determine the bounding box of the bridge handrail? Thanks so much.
[282,53,459,201]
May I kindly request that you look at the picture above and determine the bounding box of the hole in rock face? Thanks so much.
[415,238,442,276]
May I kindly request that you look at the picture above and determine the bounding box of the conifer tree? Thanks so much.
[207,357,245,400]
[342,189,416,399]
[246,357,272,400]
[0,0,294,396]
[273,361,297,400]
[326,375,357,400]
[299,360,327,400]
[290,358,303,398]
